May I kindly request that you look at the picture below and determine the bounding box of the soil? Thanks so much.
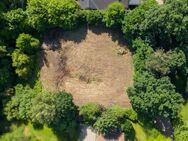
[39,26,133,107]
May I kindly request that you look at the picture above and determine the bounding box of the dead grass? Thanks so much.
[39,26,133,107]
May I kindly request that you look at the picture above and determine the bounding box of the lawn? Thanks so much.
[0,123,79,141]
[133,123,171,141]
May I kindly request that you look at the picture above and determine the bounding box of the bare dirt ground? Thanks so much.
[39,26,133,107]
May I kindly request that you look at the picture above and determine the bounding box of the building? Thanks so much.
[79,0,140,9]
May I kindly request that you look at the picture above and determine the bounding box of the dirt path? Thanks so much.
[40,26,133,107]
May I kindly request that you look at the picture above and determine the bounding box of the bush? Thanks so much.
[16,33,40,54]
[94,105,132,134]
[27,0,80,31]
[12,33,39,79]
[12,49,32,78]
[84,10,103,25]
[103,2,125,28]
[79,103,102,125]
[3,9,27,34]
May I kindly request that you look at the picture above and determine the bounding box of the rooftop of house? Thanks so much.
[79,0,140,9]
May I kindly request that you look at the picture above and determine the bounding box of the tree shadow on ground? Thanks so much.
[88,25,128,49]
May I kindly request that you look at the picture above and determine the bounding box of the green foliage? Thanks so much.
[122,0,158,43]
[0,44,12,91]
[0,0,27,10]
[12,33,39,79]
[174,125,188,141]
[103,2,125,28]
[139,0,188,49]
[121,120,135,140]
[0,124,39,141]
[132,39,154,72]
[94,106,135,134]
[84,10,103,25]
[16,33,39,54]
[4,84,37,120]
[146,49,186,76]
[27,0,80,31]
[12,49,32,77]
[128,72,183,119]
[30,92,77,132]
[3,9,27,35]
[79,103,102,125]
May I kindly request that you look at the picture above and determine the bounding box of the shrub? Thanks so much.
[16,33,40,54]
[27,0,80,31]
[12,33,39,79]
[84,10,104,25]
[94,105,132,134]
[3,8,27,33]
[103,2,125,28]
[79,103,102,125]
[12,49,32,78]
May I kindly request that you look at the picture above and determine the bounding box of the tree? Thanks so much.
[27,0,80,31]
[94,106,135,134]
[83,10,104,26]
[132,39,154,73]
[79,103,102,125]
[122,0,158,43]
[30,92,77,132]
[12,49,32,78]
[3,9,27,36]
[4,84,37,120]
[103,2,125,28]
[0,44,13,91]
[146,49,186,76]
[127,72,183,119]
[139,0,188,49]
[16,33,39,54]
[12,33,39,79]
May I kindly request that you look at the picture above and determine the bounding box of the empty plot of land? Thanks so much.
[40,26,133,107]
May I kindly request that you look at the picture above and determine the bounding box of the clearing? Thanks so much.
[39,26,133,107]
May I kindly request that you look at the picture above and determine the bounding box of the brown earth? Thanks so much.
[39,26,133,107]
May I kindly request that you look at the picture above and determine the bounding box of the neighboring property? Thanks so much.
[79,0,140,9]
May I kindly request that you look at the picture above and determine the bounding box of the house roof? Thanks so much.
[129,0,140,5]
[79,0,128,9]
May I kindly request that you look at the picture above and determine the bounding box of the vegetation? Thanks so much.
[0,0,187,140]
[79,103,102,125]
[103,2,125,28]
[27,0,80,31]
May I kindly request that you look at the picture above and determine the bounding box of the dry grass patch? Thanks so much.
[40,26,133,107]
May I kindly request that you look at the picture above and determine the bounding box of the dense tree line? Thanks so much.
[0,0,187,140]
